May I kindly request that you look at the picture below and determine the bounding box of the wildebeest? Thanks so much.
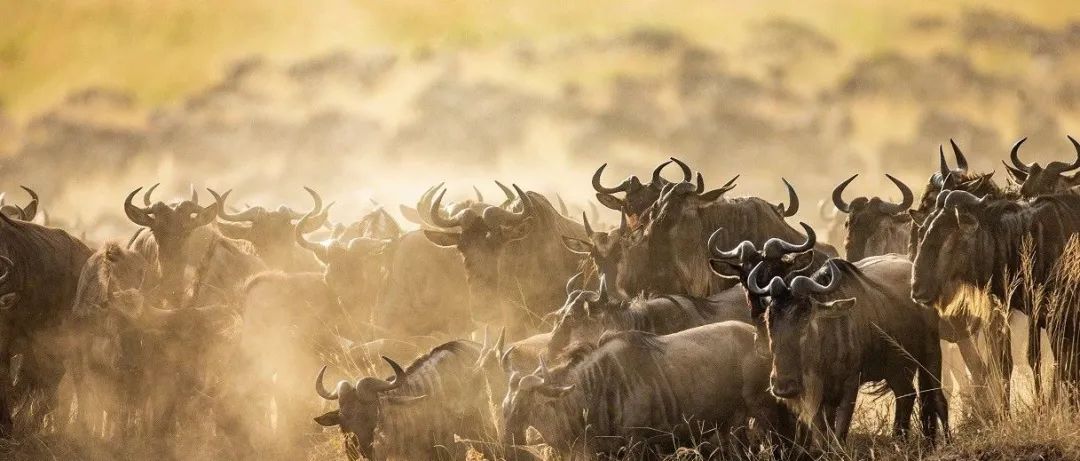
[912,190,1080,385]
[909,141,1002,236]
[1003,136,1080,198]
[0,212,92,436]
[295,213,470,339]
[544,275,750,360]
[422,184,585,337]
[830,174,914,261]
[708,222,828,324]
[69,242,170,439]
[125,185,265,308]
[750,255,948,444]
[314,339,506,461]
[0,186,39,222]
[501,322,795,458]
[591,157,693,228]
[561,212,628,297]
[625,175,834,297]
[212,187,331,271]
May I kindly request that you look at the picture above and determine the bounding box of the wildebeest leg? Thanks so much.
[887,367,917,439]
[955,337,987,388]
[918,338,946,443]
[831,375,861,442]
[1028,319,1043,398]
[988,314,1013,411]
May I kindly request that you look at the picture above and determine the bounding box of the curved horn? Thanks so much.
[295,212,329,262]
[375,356,409,392]
[1047,135,1080,173]
[581,212,594,236]
[694,173,705,194]
[942,190,985,209]
[298,202,334,234]
[777,178,799,217]
[142,183,160,206]
[716,175,739,196]
[566,271,584,295]
[1002,160,1029,180]
[473,186,484,203]
[950,139,968,173]
[495,181,516,205]
[291,186,324,220]
[789,259,843,297]
[430,188,463,228]
[831,174,857,214]
[763,222,816,257]
[669,157,693,182]
[712,237,757,262]
[878,174,914,214]
[124,187,154,227]
[215,191,263,222]
[500,346,517,374]
[939,145,951,177]
[1010,137,1031,172]
[189,184,199,205]
[556,194,569,217]
[651,159,674,185]
[592,164,629,193]
[315,366,339,401]
[746,262,788,297]
[17,186,38,221]
[1067,136,1080,171]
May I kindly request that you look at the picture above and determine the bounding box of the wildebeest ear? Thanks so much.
[562,236,593,255]
[313,410,341,427]
[698,187,730,203]
[399,205,423,225]
[814,297,855,318]
[502,217,536,242]
[386,394,427,406]
[708,259,741,280]
[423,230,461,248]
[595,193,624,211]
[955,210,979,234]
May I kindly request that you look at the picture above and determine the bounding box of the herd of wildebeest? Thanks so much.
[5,137,1080,460]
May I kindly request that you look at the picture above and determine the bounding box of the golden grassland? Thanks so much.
[4,0,1080,119]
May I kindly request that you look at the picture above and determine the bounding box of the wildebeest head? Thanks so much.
[909,142,1000,256]
[591,157,693,228]
[124,184,221,308]
[910,190,989,306]
[831,174,914,261]
[747,259,852,399]
[561,212,628,291]
[0,186,39,222]
[421,184,537,298]
[212,187,331,267]
[546,275,618,358]
[709,222,820,320]
[1004,136,1080,198]
[500,358,574,446]
[298,227,394,307]
[313,358,425,461]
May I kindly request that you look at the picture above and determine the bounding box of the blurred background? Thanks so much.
[4,0,1080,239]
